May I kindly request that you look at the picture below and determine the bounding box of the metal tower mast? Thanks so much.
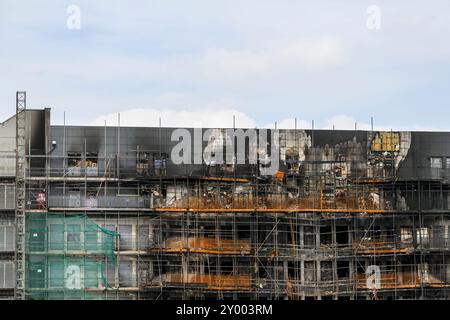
[15,91,26,299]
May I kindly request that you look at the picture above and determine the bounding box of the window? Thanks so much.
[321,261,333,282]
[0,184,15,209]
[220,259,234,275]
[304,226,315,248]
[119,225,134,251]
[85,190,98,208]
[119,260,136,287]
[320,226,332,245]
[400,227,413,243]
[136,151,150,176]
[153,153,167,176]
[85,262,100,288]
[28,219,46,252]
[48,257,64,288]
[0,225,15,251]
[67,152,82,176]
[221,225,233,240]
[105,259,116,287]
[0,261,15,288]
[446,158,450,169]
[85,227,99,251]
[237,224,250,239]
[337,261,349,278]
[304,261,316,283]
[86,152,98,176]
[103,224,117,250]
[68,189,81,208]
[430,157,442,169]
[28,256,45,288]
[417,227,430,245]
[49,224,64,250]
[336,226,349,245]
[64,258,82,290]
[67,224,82,250]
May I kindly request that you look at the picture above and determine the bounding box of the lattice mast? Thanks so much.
[15,91,26,299]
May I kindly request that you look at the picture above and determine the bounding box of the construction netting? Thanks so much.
[25,213,118,300]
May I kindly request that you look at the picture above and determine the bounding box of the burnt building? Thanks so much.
[1,92,449,300]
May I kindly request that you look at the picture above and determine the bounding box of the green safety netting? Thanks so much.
[25,213,118,300]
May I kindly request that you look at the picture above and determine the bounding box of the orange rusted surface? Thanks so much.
[155,274,252,291]
[158,193,383,212]
[156,237,251,255]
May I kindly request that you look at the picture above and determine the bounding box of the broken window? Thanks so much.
[221,225,234,240]
[304,261,316,283]
[336,226,349,245]
[220,259,234,275]
[203,224,216,238]
[86,152,98,176]
[400,227,413,243]
[136,151,150,176]
[85,189,98,208]
[320,261,333,282]
[287,261,298,278]
[237,224,250,239]
[304,226,315,248]
[286,152,299,174]
[320,226,332,245]
[67,152,82,176]
[337,261,350,279]
[153,153,167,176]
[417,227,430,245]
[430,157,442,169]
[287,223,299,245]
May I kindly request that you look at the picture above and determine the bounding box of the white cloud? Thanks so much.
[263,117,311,129]
[324,114,442,132]
[90,109,443,132]
[91,108,256,128]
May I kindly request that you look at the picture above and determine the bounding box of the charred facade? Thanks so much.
[1,104,450,300]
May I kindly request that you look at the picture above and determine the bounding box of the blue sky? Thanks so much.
[1,0,450,130]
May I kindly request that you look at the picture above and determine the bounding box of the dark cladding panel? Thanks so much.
[397,132,450,181]
[47,125,450,181]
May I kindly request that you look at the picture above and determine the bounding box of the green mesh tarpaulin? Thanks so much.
[25,213,118,300]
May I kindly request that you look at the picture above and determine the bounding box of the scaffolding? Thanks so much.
[13,114,450,300]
